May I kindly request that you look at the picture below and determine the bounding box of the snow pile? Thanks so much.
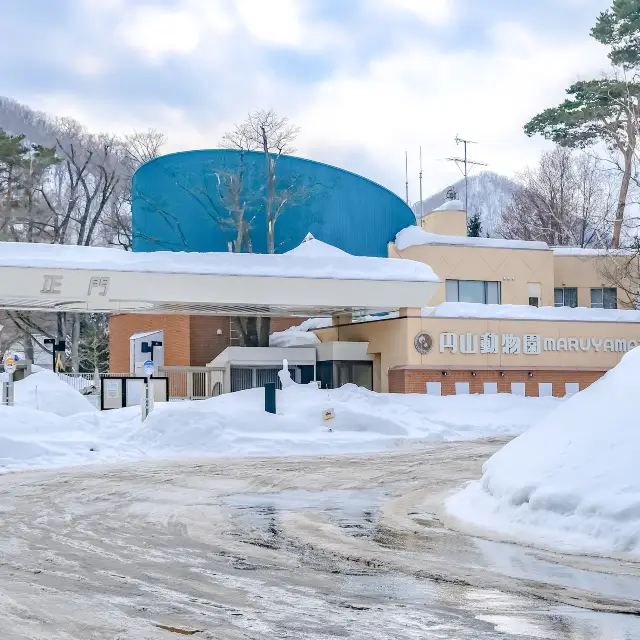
[395,227,549,252]
[553,247,635,257]
[0,239,439,283]
[422,302,640,323]
[270,317,333,347]
[285,233,351,258]
[14,370,96,417]
[448,347,640,556]
[129,384,560,460]
[0,377,561,471]
[433,199,464,211]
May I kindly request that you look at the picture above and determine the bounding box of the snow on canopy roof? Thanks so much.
[395,227,550,252]
[422,302,640,323]
[0,240,439,283]
[433,199,464,212]
[285,233,352,258]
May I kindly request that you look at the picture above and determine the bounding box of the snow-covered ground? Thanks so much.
[0,369,561,472]
[447,348,640,558]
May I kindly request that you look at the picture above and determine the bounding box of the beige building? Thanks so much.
[313,201,640,396]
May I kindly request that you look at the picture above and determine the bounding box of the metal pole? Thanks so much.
[7,372,13,407]
[419,146,423,219]
[405,151,409,205]
[464,139,468,212]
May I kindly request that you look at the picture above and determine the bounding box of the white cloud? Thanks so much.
[16,1,614,205]
[116,1,234,62]
[234,0,305,47]
[380,0,456,26]
[290,21,610,197]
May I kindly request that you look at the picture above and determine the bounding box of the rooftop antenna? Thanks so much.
[419,146,423,219]
[405,151,409,205]
[445,135,487,213]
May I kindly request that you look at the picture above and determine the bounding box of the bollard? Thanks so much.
[265,382,276,414]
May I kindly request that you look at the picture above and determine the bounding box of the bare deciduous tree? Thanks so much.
[499,147,616,248]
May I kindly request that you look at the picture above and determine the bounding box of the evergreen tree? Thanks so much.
[592,0,640,69]
[524,79,640,248]
[467,211,482,237]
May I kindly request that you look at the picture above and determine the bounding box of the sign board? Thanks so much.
[4,357,16,374]
[143,360,155,377]
[322,408,335,422]
[432,332,640,356]
[414,332,434,354]
[105,380,119,399]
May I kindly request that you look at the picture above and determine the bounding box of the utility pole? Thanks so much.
[405,151,409,205]
[419,146,423,219]
[446,135,487,213]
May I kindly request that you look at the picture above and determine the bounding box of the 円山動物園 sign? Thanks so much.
[425,332,640,355]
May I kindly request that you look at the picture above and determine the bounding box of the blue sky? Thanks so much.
[3,0,612,199]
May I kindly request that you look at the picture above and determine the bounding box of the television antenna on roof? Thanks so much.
[445,135,487,213]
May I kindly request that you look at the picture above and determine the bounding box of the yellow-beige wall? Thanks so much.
[316,314,640,392]
[392,243,555,307]
[554,254,635,309]
[419,209,467,237]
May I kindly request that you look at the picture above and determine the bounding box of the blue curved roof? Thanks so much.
[132,149,415,257]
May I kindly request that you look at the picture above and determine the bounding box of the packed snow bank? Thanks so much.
[447,348,640,556]
[422,302,640,323]
[0,239,439,283]
[0,379,561,471]
[395,227,549,251]
[284,233,351,258]
[14,371,96,417]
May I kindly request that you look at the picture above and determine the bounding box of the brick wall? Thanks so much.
[109,314,191,373]
[389,367,606,397]
[189,316,230,366]
[109,314,308,371]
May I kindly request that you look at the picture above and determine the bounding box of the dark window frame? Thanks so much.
[445,279,502,305]
[590,287,617,309]
[554,287,578,308]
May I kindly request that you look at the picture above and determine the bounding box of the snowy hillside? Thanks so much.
[415,172,516,237]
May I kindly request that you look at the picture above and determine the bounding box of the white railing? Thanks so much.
[55,368,227,403]
[56,372,131,391]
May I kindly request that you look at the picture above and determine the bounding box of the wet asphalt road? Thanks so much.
[0,438,638,639]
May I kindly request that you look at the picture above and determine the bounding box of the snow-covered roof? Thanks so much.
[130,331,162,340]
[288,303,640,331]
[284,233,351,258]
[422,302,640,323]
[395,227,550,252]
[553,247,636,257]
[433,199,464,212]
[0,240,439,283]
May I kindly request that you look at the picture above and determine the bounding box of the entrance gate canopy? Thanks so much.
[0,240,440,317]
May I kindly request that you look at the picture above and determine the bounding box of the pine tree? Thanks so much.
[467,212,482,237]
[524,79,640,249]
[592,0,640,69]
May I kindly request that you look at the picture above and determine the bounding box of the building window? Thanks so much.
[590,287,617,309]
[445,280,501,304]
[554,287,577,308]
[528,297,539,307]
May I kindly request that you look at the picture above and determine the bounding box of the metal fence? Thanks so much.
[54,368,227,404]
[158,367,226,400]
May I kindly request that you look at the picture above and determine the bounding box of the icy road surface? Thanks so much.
[0,438,639,639]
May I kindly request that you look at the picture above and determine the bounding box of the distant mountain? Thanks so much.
[414,171,517,237]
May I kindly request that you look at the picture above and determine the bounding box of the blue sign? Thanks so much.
[143,360,155,376]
